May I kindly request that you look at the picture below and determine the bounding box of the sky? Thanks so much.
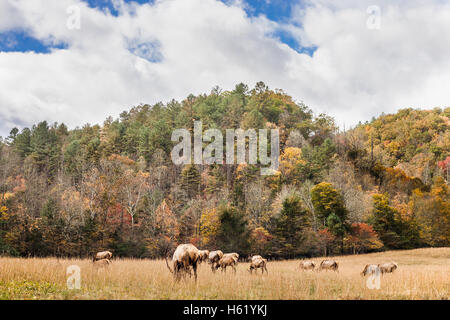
[0,0,449,137]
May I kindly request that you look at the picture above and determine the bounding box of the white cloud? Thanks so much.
[0,0,449,137]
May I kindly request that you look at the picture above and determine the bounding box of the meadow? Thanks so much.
[0,247,448,300]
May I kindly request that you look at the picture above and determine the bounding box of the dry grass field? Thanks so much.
[0,247,448,300]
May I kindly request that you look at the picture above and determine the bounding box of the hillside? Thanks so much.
[0,82,448,258]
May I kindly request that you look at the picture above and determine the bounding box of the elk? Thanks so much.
[223,252,239,262]
[93,258,111,269]
[216,255,238,273]
[249,256,268,274]
[299,261,315,271]
[208,250,224,272]
[379,262,398,274]
[250,255,262,262]
[93,251,113,262]
[165,244,200,281]
[317,259,339,272]
[198,250,210,264]
[361,264,380,276]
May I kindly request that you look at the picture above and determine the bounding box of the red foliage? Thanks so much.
[346,223,383,254]
[438,156,450,171]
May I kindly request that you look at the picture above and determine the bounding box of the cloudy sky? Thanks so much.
[0,0,449,137]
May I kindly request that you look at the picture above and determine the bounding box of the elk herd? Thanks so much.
[92,244,399,281]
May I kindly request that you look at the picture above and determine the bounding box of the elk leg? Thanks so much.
[192,263,198,282]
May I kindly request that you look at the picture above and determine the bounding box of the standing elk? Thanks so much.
[299,261,315,271]
[208,250,224,272]
[165,244,200,281]
[249,256,268,274]
[379,262,398,274]
[317,259,339,272]
[93,251,113,262]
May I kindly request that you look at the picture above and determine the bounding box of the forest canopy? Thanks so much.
[0,82,448,258]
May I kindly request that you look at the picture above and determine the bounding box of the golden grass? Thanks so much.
[0,247,448,300]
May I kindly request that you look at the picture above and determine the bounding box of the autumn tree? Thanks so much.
[345,223,383,254]
[311,182,349,252]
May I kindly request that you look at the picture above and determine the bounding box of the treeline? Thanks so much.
[0,82,448,259]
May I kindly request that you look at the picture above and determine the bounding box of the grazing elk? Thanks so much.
[223,253,239,262]
[317,259,339,272]
[208,250,224,272]
[198,250,210,264]
[165,244,200,281]
[379,262,398,274]
[361,264,380,276]
[249,256,268,274]
[216,255,238,273]
[93,258,111,269]
[250,255,262,262]
[93,251,113,262]
[299,261,315,271]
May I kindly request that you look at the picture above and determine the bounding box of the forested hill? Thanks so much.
[0,82,448,258]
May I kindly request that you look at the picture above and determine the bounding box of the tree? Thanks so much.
[369,193,421,249]
[311,182,349,253]
[311,182,348,227]
[269,195,311,258]
[216,206,250,254]
[200,207,220,247]
[345,223,383,254]
[411,177,450,246]
[123,170,149,231]
[250,227,272,257]
[180,164,201,198]
[279,147,306,184]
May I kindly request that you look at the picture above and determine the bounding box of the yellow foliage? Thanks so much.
[3,192,14,200]
[200,208,219,245]
[0,206,9,221]
[279,147,306,182]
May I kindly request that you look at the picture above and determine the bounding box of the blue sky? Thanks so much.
[0,0,313,55]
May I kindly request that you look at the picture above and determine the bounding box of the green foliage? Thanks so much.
[180,164,201,198]
[311,182,348,226]
[369,193,421,250]
[216,206,250,254]
[269,195,311,258]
